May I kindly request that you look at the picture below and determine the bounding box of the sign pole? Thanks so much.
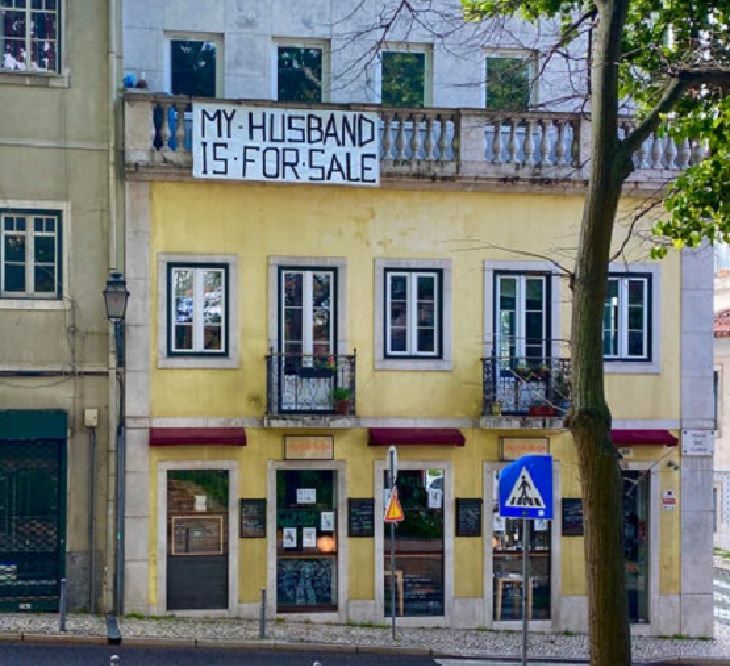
[521,516,529,666]
[388,446,397,641]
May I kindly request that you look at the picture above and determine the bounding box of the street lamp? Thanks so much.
[103,271,129,618]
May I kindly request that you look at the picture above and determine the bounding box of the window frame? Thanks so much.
[384,268,442,359]
[163,32,224,97]
[158,253,239,369]
[0,0,61,75]
[483,50,536,111]
[272,39,330,103]
[603,272,652,363]
[377,44,433,108]
[0,208,62,300]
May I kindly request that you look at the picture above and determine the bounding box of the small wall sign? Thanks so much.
[681,429,713,456]
[455,498,482,537]
[662,489,677,511]
[501,437,549,461]
[348,498,375,537]
[284,435,334,460]
[239,498,266,538]
[561,497,584,536]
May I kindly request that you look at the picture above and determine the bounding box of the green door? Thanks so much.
[0,439,65,611]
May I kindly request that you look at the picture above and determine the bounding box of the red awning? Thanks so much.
[368,428,465,447]
[611,429,677,446]
[149,427,246,447]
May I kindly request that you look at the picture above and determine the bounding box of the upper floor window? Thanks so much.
[1,0,59,73]
[168,36,219,97]
[380,50,427,107]
[495,273,548,360]
[168,263,228,356]
[603,274,650,361]
[1,210,61,299]
[385,269,441,358]
[485,55,533,110]
[276,43,325,103]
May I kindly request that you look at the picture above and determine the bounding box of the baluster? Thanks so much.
[410,112,421,160]
[634,137,646,170]
[540,119,552,166]
[423,113,434,160]
[381,112,392,160]
[677,137,690,169]
[491,117,503,165]
[450,113,459,163]
[555,120,566,166]
[523,118,535,166]
[506,117,517,163]
[435,114,446,162]
[395,113,406,160]
[160,102,171,151]
[665,135,677,169]
[174,103,185,152]
[650,133,661,168]
[690,139,702,165]
[152,103,163,150]
[570,119,580,166]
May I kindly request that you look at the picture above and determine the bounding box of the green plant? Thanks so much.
[332,387,351,401]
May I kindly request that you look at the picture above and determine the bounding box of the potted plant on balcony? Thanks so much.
[552,372,571,415]
[513,363,533,381]
[529,400,557,417]
[331,387,352,415]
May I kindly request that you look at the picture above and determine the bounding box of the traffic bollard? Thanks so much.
[110,656,120,665]
[58,577,67,632]
[259,588,267,638]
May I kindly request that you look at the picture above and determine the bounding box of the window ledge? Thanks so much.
[0,298,67,310]
[604,360,660,375]
[375,358,452,371]
[158,355,240,369]
[0,69,70,88]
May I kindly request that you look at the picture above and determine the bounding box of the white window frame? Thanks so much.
[157,253,239,369]
[385,270,440,358]
[494,273,548,360]
[375,43,433,107]
[162,32,224,97]
[0,0,60,74]
[271,38,330,103]
[375,258,451,371]
[0,208,62,301]
[483,49,537,110]
[169,264,227,355]
[604,274,650,362]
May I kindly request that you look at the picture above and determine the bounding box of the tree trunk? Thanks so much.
[570,0,632,664]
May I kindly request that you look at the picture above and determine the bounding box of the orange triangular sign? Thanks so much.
[384,487,405,523]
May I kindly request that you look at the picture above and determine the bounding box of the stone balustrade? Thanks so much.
[124,92,706,188]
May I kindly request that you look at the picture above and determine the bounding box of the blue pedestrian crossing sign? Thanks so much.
[498,455,553,520]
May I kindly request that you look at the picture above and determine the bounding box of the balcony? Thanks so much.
[264,353,356,427]
[481,356,571,430]
[124,92,705,189]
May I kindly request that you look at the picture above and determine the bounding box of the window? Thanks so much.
[485,55,532,110]
[167,263,228,356]
[276,44,324,102]
[381,50,426,107]
[385,269,441,358]
[622,471,649,623]
[494,273,548,360]
[170,38,217,97]
[1,0,59,73]
[603,275,650,361]
[1,210,61,298]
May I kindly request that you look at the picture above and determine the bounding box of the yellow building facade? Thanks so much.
[121,96,713,636]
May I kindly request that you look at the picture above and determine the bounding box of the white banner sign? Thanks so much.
[681,429,713,456]
[192,104,379,186]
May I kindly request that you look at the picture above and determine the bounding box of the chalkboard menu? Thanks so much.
[455,498,482,537]
[562,497,584,536]
[239,499,266,538]
[348,498,375,537]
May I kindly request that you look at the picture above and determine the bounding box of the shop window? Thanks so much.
[380,50,427,107]
[485,55,533,110]
[276,44,324,103]
[167,263,228,356]
[383,469,444,617]
[622,471,649,623]
[492,471,551,620]
[1,210,61,299]
[276,469,338,612]
[603,274,650,361]
[385,269,442,358]
[1,0,59,73]
[170,38,218,97]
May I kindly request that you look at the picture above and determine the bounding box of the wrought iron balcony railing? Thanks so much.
[266,352,356,417]
[482,356,571,417]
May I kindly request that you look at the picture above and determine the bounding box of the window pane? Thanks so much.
[525,278,543,310]
[499,277,516,310]
[628,305,644,330]
[416,275,435,301]
[312,273,331,307]
[284,272,303,306]
[486,57,531,110]
[34,235,54,262]
[203,325,221,350]
[417,327,434,352]
[4,234,25,261]
[33,264,54,292]
[628,279,645,305]
[4,263,24,292]
[278,46,322,103]
[390,328,407,352]
[171,40,217,97]
[389,275,407,300]
[381,51,425,108]
[284,308,303,344]
[312,307,330,344]
[525,311,543,344]
[175,324,193,350]
[390,301,406,326]
[203,270,223,324]
[418,302,434,327]
[627,331,644,357]
[174,269,193,322]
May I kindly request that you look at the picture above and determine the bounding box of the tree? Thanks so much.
[459,0,730,663]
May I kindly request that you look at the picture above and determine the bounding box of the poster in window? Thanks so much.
[561,498,584,536]
[428,488,443,509]
[320,511,335,532]
[239,499,266,538]
[283,527,297,548]
[302,527,317,548]
[171,516,223,555]
[455,498,482,537]
[297,488,317,504]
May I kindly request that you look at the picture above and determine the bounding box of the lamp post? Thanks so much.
[104,271,129,618]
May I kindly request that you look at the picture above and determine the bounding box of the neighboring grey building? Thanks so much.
[0,0,122,612]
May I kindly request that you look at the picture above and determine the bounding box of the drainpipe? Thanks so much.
[88,425,97,614]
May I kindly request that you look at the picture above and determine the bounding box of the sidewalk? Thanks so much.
[1,612,729,663]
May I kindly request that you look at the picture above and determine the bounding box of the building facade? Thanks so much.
[121,1,714,635]
[0,0,121,612]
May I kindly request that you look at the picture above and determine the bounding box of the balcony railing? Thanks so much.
[124,92,707,186]
[482,356,571,417]
[266,353,356,417]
